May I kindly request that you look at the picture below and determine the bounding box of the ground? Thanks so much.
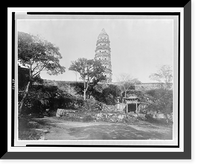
[30,116,172,140]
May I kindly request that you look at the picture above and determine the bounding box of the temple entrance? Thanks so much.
[124,95,140,113]
[127,104,136,112]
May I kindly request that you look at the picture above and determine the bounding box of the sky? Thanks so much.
[17,16,176,83]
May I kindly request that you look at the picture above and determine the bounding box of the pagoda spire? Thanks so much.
[94,29,112,83]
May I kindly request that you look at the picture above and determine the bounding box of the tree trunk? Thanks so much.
[83,79,86,101]
[83,90,86,101]
[19,81,30,114]
[124,91,127,98]
[83,78,89,101]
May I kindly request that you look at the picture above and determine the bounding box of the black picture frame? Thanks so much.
[2,1,191,159]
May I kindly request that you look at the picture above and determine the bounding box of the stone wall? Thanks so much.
[95,112,126,122]
[56,109,127,123]
[56,109,173,124]
[56,109,77,117]
[135,83,173,91]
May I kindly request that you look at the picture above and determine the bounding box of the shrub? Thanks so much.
[91,84,121,105]
[145,89,173,117]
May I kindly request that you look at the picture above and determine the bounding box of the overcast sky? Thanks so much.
[17,16,176,83]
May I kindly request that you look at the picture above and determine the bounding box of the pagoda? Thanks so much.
[94,28,112,83]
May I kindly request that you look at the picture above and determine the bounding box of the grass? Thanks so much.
[18,115,55,140]
[18,110,173,140]
[18,117,42,140]
[67,124,172,140]
[145,116,173,126]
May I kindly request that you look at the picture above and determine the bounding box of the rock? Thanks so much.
[56,109,76,117]
[155,113,166,119]
[116,103,126,111]
[28,121,38,125]
[68,113,75,117]
[137,113,146,120]
[56,109,62,117]
[128,112,138,118]
[117,114,125,121]
[102,104,117,112]
[167,114,173,121]
[96,113,101,117]
[39,136,45,140]
[34,129,49,133]
[28,121,39,127]
[146,111,158,118]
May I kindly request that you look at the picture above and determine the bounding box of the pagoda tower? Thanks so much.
[94,28,112,83]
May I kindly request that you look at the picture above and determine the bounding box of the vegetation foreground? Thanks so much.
[19,115,172,140]
[18,31,173,141]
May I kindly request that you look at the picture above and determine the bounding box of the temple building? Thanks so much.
[94,28,112,83]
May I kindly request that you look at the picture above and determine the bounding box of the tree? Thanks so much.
[145,89,173,123]
[69,58,106,100]
[146,65,173,123]
[18,32,65,113]
[149,65,173,89]
[117,74,141,98]
[102,85,121,105]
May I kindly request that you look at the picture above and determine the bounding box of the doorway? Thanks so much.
[127,103,136,112]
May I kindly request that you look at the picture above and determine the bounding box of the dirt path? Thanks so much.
[33,117,172,140]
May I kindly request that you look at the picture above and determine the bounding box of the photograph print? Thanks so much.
[15,12,179,147]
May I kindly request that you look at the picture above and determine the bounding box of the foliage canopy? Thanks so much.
[69,58,106,100]
[18,31,65,78]
[18,32,65,113]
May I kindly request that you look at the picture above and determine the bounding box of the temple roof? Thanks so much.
[98,28,109,38]
[101,28,106,34]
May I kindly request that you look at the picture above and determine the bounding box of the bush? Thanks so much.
[145,89,173,118]
[82,99,103,112]
[91,84,121,105]
[19,83,84,116]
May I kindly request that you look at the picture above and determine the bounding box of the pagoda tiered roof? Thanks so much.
[95,52,111,57]
[95,46,111,52]
[95,28,112,83]
[96,39,110,44]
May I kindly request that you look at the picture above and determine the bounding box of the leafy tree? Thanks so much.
[20,83,84,116]
[102,85,121,105]
[69,58,106,100]
[145,65,173,123]
[149,65,173,89]
[18,32,65,113]
[145,89,173,123]
[117,74,141,98]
